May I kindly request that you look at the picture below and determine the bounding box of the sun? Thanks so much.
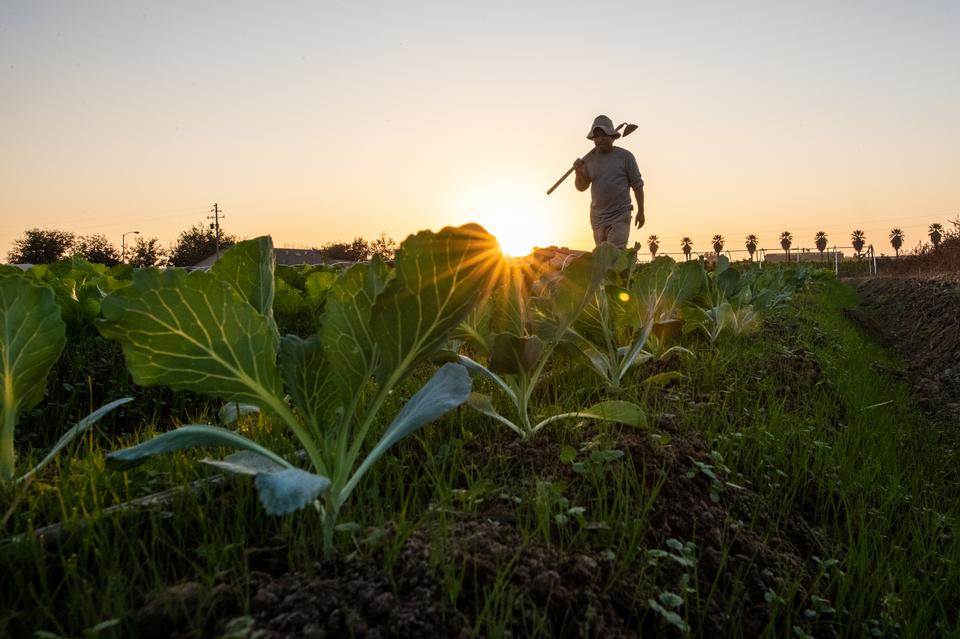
[452,177,561,257]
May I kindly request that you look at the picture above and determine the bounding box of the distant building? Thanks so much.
[193,247,327,269]
[764,251,843,264]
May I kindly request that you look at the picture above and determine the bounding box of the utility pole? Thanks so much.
[207,203,225,260]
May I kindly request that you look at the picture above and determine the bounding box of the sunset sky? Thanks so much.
[1,1,957,260]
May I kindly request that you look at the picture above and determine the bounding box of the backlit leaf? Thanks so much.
[0,274,67,481]
[321,259,389,409]
[372,224,504,386]
[211,236,276,321]
[97,268,283,409]
[280,334,337,432]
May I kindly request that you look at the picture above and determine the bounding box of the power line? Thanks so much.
[0,208,210,232]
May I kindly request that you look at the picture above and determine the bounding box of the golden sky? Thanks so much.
[1,1,957,260]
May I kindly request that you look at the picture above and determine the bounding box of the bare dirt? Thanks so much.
[851,275,960,423]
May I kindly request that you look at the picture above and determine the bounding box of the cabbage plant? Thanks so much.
[0,273,131,484]
[564,256,703,389]
[457,244,645,438]
[96,226,504,554]
[22,257,133,335]
[682,258,800,342]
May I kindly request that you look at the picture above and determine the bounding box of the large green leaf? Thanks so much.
[488,265,529,337]
[211,237,276,320]
[321,259,389,409]
[371,224,504,385]
[97,268,284,408]
[0,275,67,481]
[280,334,337,433]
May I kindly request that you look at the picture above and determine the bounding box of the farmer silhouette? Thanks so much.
[573,115,645,248]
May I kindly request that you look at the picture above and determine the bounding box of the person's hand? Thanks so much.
[634,211,645,229]
[573,158,585,173]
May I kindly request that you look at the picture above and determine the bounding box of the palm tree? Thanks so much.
[851,229,866,257]
[680,237,693,261]
[889,228,904,257]
[814,231,828,259]
[929,223,944,248]
[745,234,758,261]
[711,234,725,255]
[647,234,660,259]
[779,231,793,257]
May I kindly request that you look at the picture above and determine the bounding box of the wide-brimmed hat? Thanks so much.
[586,115,621,139]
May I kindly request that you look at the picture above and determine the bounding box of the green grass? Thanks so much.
[1,276,958,637]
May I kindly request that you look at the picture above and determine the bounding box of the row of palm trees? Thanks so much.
[643,223,948,260]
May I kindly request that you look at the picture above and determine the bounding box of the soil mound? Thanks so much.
[852,277,960,421]
[875,235,960,279]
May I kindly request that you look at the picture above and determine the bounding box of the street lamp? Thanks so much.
[122,230,140,263]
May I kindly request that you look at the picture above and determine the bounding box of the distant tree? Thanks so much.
[745,234,758,261]
[317,242,353,260]
[647,234,660,259]
[889,228,905,257]
[851,229,867,257]
[73,234,121,266]
[779,231,793,257]
[168,224,237,267]
[711,234,725,255]
[680,237,693,261]
[349,237,371,261]
[928,223,944,248]
[369,233,397,260]
[7,228,75,264]
[814,231,828,258]
[128,236,167,268]
[319,237,370,262]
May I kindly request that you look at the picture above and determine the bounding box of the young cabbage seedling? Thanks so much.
[457,244,646,438]
[97,226,505,555]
